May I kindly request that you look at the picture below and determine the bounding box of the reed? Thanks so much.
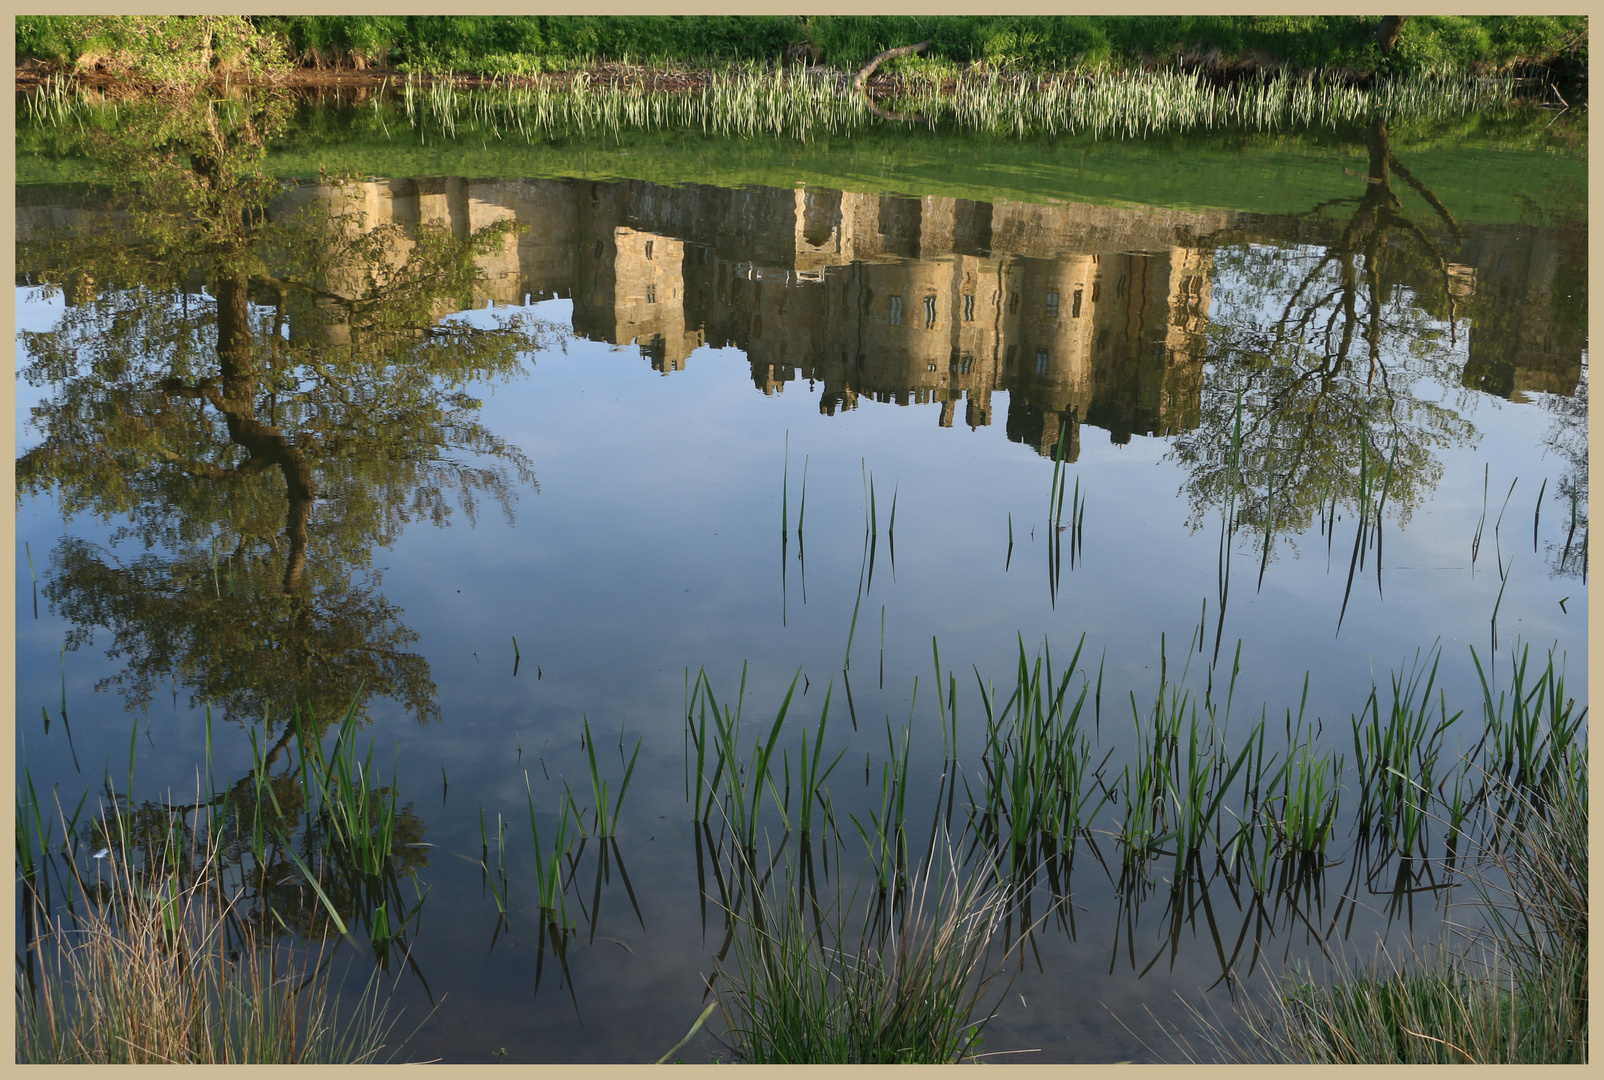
[471,803,508,917]
[843,592,862,670]
[525,773,574,919]
[688,667,801,851]
[26,538,38,618]
[796,453,808,538]
[796,680,847,837]
[710,834,1019,1063]
[1161,698,1253,874]
[16,824,404,1064]
[1213,390,1243,663]
[1471,462,1489,566]
[1532,477,1546,552]
[971,636,1107,872]
[1472,747,1587,1058]
[849,720,910,892]
[567,716,641,838]
[1469,643,1585,806]
[1256,460,1275,592]
[1199,752,1586,1064]
[1272,741,1343,858]
[1349,646,1462,855]
[304,704,403,878]
[381,66,1518,147]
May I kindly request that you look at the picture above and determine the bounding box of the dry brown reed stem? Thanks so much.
[17,821,399,1063]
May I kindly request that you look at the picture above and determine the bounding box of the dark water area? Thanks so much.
[13,94,1587,1063]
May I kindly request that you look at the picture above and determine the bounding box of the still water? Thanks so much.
[14,93,1586,1062]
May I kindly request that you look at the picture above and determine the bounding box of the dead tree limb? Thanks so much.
[851,38,932,96]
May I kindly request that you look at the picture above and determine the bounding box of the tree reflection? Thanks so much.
[1540,365,1588,579]
[17,92,558,729]
[1173,118,1478,566]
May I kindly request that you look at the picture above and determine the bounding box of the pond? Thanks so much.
[14,86,1587,1063]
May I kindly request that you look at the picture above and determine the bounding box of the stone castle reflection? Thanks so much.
[265,178,1218,461]
[19,171,1584,462]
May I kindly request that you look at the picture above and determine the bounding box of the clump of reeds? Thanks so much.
[971,635,1106,871]
[1235,953,1546,1064]
[16,827,401,1064]
[709,836,1019,1063]
[1199,740,1586,1064]
[385,65,1519,146]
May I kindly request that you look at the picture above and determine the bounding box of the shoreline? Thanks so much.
[14,59,1571,102]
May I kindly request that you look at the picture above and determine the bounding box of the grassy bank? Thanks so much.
[17,16,1588,86]
[17,83,1584,227]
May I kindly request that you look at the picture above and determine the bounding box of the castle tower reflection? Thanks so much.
[22,169,1578,455]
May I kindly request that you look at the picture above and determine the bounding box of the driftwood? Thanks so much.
[851,39,932,122]
[851,38,932,95]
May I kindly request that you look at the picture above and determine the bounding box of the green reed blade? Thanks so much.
[1533,476,1547,552]
[614,734,643,829]
[843,592,861,670]
[1471,462,1489,565]
[797,454,808,536]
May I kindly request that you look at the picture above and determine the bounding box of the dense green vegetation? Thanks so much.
[17,15,1588,83]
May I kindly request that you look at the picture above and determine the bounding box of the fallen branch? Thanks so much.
[851,38,931,96]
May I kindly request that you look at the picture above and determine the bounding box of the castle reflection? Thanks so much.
[19,171,1584,462]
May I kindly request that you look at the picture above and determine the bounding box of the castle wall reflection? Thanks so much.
[20,171,1584,463]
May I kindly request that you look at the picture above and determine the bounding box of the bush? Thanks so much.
[21,16,1585,80]
[16,16,288,87]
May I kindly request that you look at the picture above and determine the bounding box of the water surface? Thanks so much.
[14,94,1587,1063]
